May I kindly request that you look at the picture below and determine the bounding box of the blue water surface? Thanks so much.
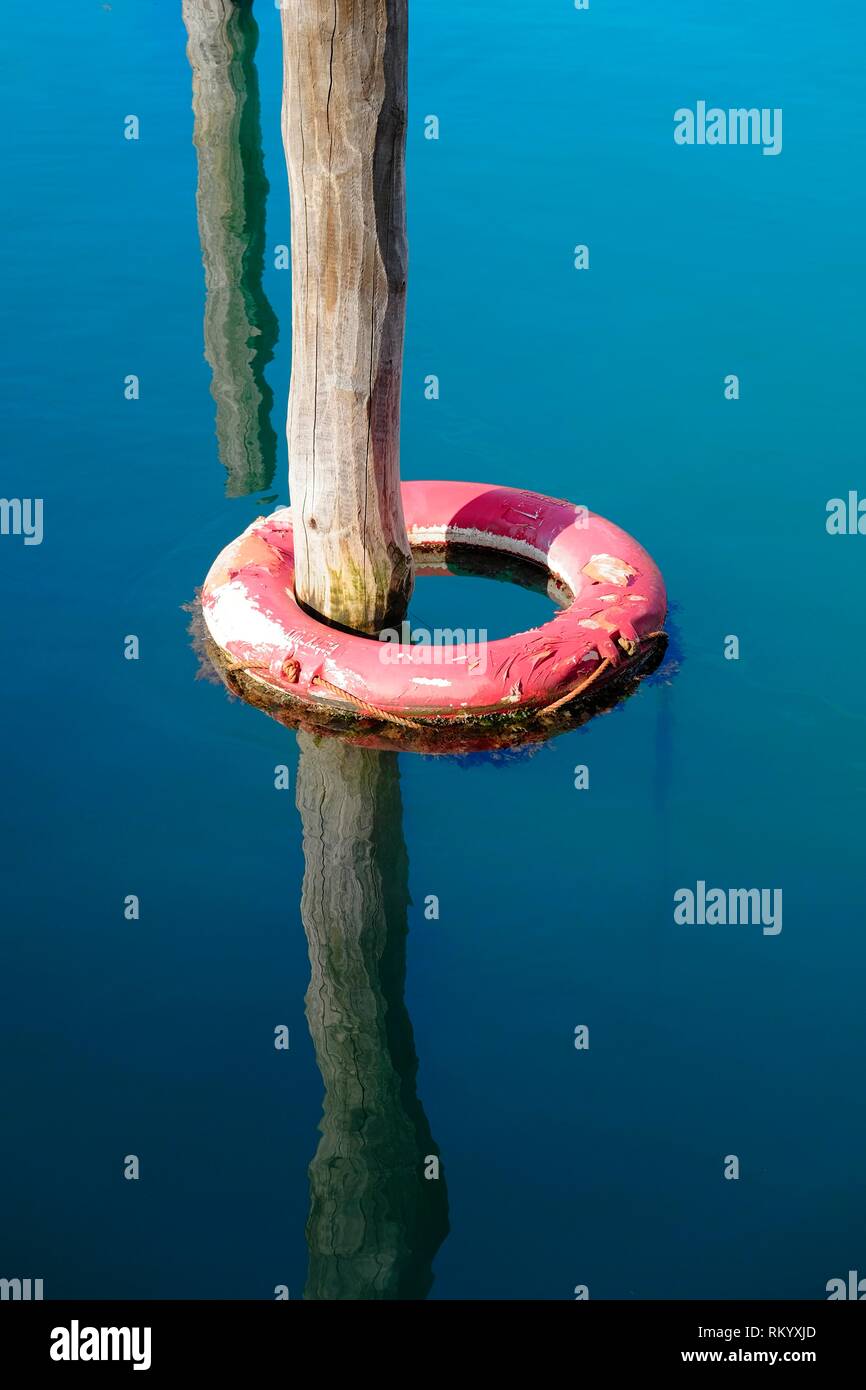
[1,0,864,1299]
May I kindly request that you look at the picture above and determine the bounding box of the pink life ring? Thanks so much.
[201,480,666,722]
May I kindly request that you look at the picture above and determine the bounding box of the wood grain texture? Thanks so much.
[280,0,413,633]
[295,734,449,1298]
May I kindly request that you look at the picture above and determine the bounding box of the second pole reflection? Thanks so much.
[296,734,450,1299]
[183,0,278,497]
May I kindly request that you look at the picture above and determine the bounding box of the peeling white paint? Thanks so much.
[206,580,290,649]
[583,554,636,586]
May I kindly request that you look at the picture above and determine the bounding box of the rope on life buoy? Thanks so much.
[223,655,301,682]
[223,629,667,730]
[222,654,422,730]
[539,657,613,716]
[539,629,667,717]
[309,675,423,731]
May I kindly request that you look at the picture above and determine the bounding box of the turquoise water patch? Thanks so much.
[1,0,864,1299]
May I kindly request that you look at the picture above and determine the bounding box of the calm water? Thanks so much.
[2,1,865,1299]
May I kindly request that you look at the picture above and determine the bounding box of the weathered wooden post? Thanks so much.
[296,734,449,1297]
[183,0,278,497]
[280,1,413,633]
